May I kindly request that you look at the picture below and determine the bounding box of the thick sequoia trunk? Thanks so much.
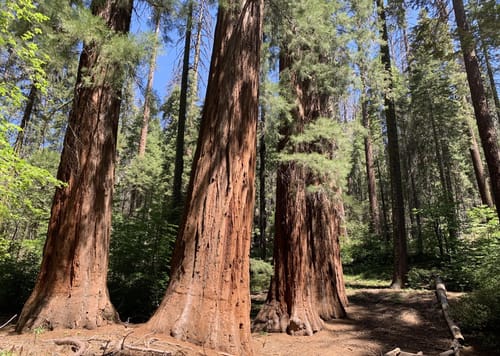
[452,0,500,221]
[253,163,347,336]
[143,1,262,354]
[376,0,407,288]
[16,0,132,332]
[252,42,347,336]
[307,187,348,320]
[252,166,348,335]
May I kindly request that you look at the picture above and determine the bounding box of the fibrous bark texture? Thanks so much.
[144,1,262,355]
[16,0,133,332]
[252,45,347,336]
[252,163,347,336]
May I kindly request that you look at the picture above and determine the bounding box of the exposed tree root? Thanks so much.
[252,300,288,333]
[0,314,17,329]
[52,338,87,356]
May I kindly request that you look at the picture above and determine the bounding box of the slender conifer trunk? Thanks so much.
[14,84,37,155]
[452,0,500,221]
[172,1,194,209]
[361,72,381,236]
[468,125,494,207]
[376,0,407,288]
[258,107,267,259]
[138,11,161,157]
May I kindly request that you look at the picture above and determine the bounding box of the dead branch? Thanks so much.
[439,339,462,356]
[384,347,424,356]
[435,277,464,344]
[52,338,86,356]
[0,314,17,329]
[117,330,135,350]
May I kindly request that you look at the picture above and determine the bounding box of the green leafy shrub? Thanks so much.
[250,258,273,293]
[448,206,500,349]
[108,213,177,322]
[452,279,500,348]
[406,267,440,289]
[0,242,41,313]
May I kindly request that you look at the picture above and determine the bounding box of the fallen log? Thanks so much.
[435,277,464,344]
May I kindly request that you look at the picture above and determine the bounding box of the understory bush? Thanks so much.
[250,258,273,293]
[449,206,500,349]
[0,240,42,313]
[108,213,177,322]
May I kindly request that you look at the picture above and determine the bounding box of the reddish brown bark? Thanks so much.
[469,125,493,207]
[253,162,347,336]
[15,0,133,332]
[143,1,262,354]
[452,0,500,221]
[252,45,347,336]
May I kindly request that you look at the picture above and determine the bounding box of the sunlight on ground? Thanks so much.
[344,273,389,289]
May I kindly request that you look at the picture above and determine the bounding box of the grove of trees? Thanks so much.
[1,0,499,354]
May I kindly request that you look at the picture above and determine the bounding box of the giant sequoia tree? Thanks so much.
[143,0,263,354]
[16,0,133,331]
[253,0,348,336]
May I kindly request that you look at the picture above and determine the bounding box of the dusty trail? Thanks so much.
[253,288,466,355]
[0,288,485,355]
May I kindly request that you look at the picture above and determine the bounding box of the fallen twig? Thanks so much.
[0,314,17,329]
[118,330,135,350]
[384,347,423,356]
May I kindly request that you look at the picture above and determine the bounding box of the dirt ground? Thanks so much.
[0,288,488,356]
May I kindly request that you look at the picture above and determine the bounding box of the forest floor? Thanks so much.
[0,282,490,356]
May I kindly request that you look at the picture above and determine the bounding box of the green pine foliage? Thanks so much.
[406,10,476,258]
[249,258,273,293]
[280,117,354,192]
